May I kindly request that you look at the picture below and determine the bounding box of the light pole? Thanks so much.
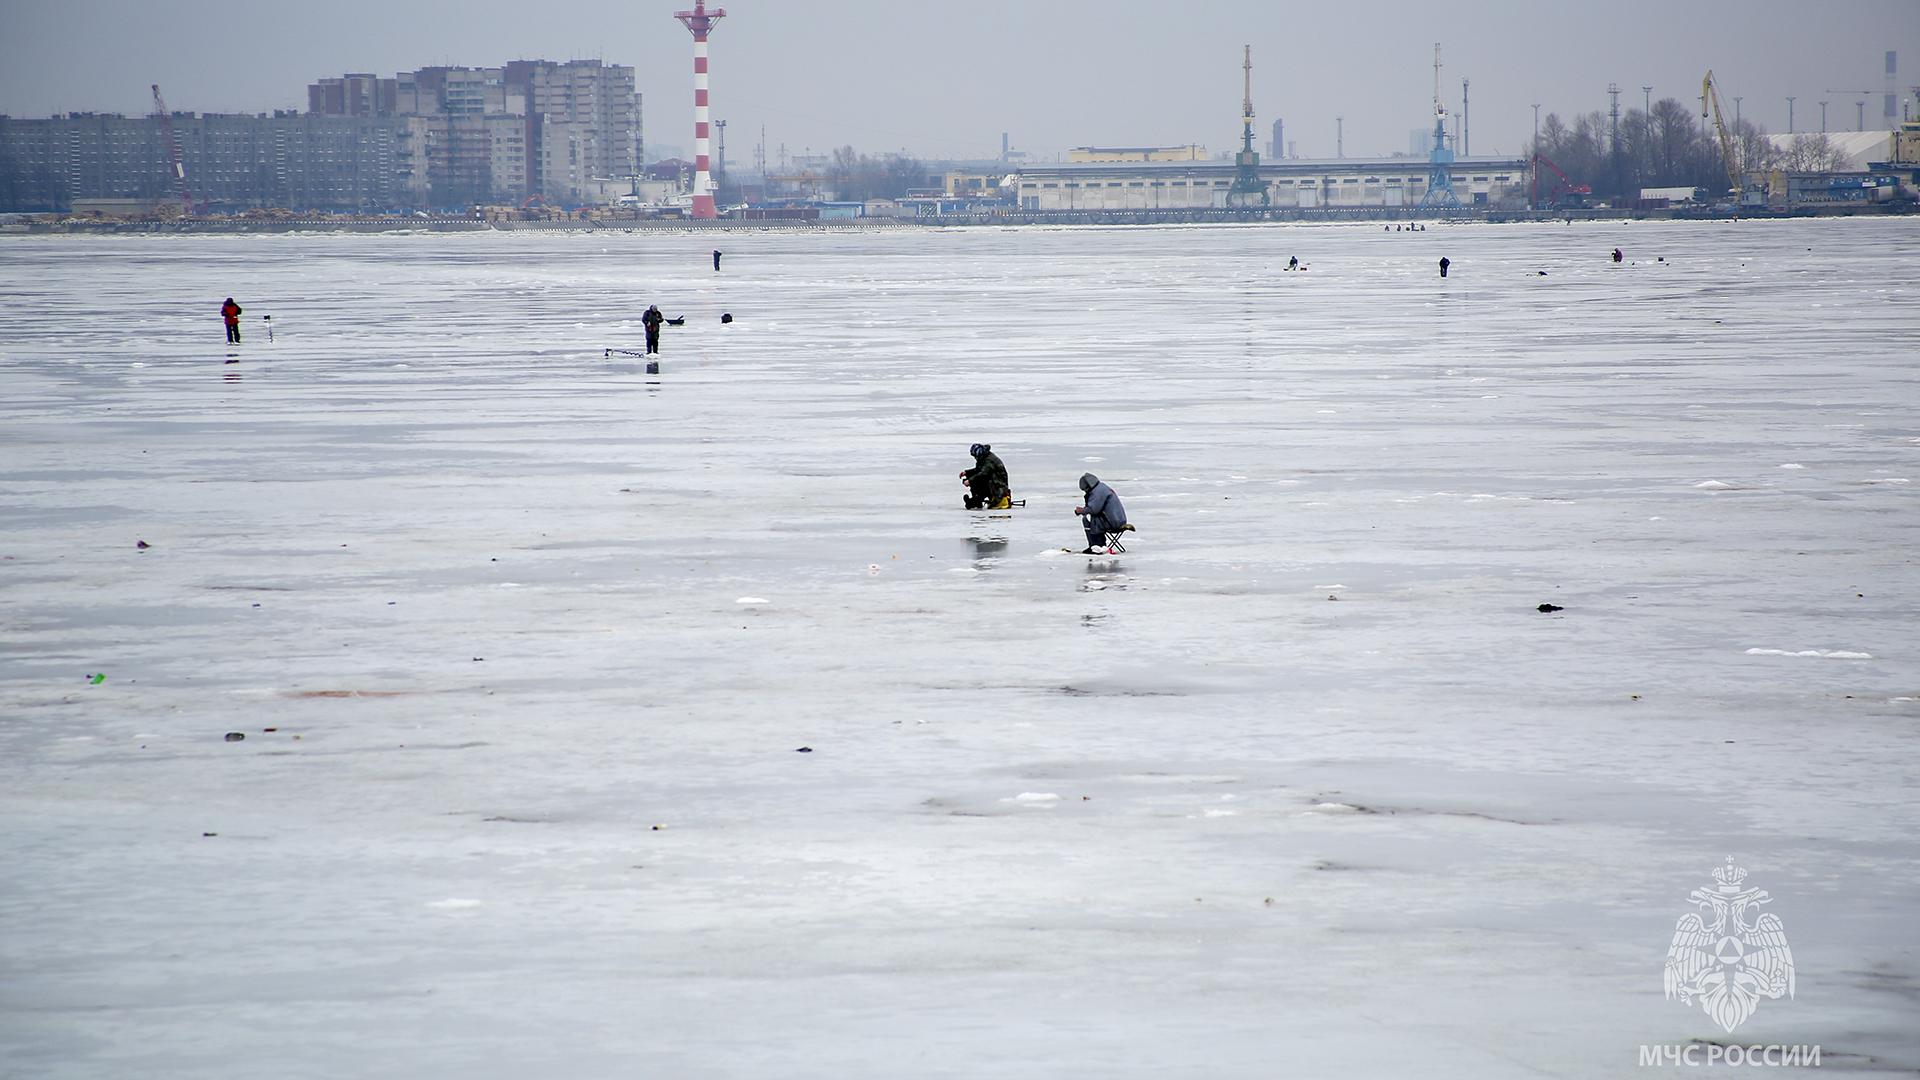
[1820,100,1828,133]
[1641,86,1652,170]
[1857,100,1866,130]
[1786,96,1796,134]
[1733,96,1742,126]
[1336,116,1344,159]
[1532,102,1540,152]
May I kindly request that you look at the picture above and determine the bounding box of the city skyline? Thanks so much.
[2,0,1916,162]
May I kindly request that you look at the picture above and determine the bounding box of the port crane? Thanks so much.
[1700,71,1741,195]
[150,84,193,216]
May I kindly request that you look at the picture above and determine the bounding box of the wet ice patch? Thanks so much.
[736,597,770,605]
[1744,648,1874,659]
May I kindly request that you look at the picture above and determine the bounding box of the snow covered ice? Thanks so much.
[1,219,1917,1078]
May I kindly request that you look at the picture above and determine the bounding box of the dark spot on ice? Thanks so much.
[223,732,245,742]
[795,746,813,753]
[285,690,417,698]
[483,816,546,824]
[1537,603,1564,612]
[136,540,150,549]
[202,832,217,837]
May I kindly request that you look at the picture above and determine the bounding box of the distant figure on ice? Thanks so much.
[1287,255,1299,271]
[1074,473,1130,554]
[712,250,723,271]
[642,304,665,355]
[960,443,1011,510]
[1438,257,1451,279]
[221,297,243,344]
[1612,248,1624,263]
[720,313,734,324]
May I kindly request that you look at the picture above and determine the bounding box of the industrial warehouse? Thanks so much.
[1005,156,1527,212]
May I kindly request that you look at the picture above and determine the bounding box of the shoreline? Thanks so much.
[3,201,1912,236]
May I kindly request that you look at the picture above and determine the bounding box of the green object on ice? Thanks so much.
[89,673,105,684]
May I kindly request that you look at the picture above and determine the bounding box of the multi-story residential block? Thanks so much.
[308,74,398,117]
[0,112,427,213]
[0,59,644,212]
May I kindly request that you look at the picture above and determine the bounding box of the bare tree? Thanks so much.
[1648,98,1697,185]
[1733,120,1776,175]
[1782,133,1845,173]
[826,145,927,201]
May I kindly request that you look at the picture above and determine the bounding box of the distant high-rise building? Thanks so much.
[517,60,641,203]
[1269,118,1284,159]
[307,74,397,117]
[0,111,427,213]
[2,57,644,213]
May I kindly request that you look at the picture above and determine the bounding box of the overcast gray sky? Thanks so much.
[3,1,1915,161]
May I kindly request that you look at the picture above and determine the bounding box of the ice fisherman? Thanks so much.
[1074,473,1129,554]
[960,443,1011,510]
[712,250,723,271]
[221,297,243,344]
[642,304,665,355]
[1287,255,1299,270]
[1438,256,1451,278]
[1612,248,1624,263]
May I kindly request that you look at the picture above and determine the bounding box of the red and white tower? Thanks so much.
[675,1,726,219]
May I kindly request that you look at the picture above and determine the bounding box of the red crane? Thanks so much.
[150,83,193,216]
[1530,153,1591,210]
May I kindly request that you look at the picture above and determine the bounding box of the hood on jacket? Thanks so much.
[1079,473,1099,493]
[970,443,989,458]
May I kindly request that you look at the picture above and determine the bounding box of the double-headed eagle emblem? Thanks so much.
[1663,857,1795,1033]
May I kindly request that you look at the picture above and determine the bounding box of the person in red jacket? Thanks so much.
[221,298,243,344]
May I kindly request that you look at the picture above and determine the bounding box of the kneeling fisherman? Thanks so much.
[961,443,1011,510]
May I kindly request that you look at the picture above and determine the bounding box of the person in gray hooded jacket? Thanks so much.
[1074,473,1127,553]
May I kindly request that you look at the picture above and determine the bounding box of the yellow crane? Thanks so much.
[1700,71,1742,196]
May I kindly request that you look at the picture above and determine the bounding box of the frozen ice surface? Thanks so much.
[1,220,1917,1078]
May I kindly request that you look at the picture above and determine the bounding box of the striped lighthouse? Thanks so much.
[674,2,726,220]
